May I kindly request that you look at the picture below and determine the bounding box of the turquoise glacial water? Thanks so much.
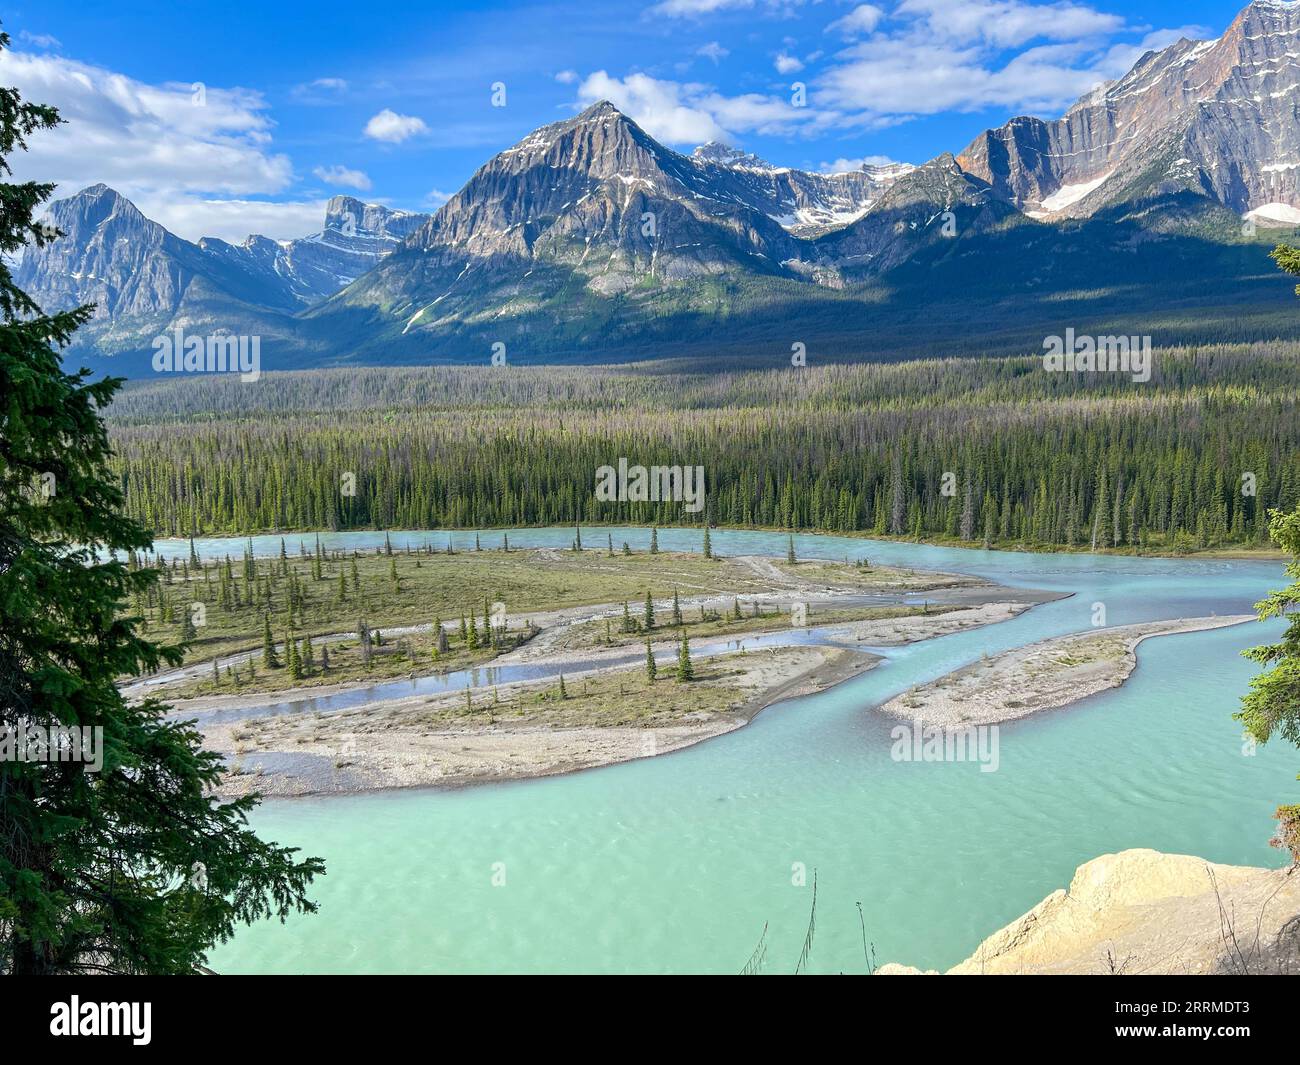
[165,527,1296,974]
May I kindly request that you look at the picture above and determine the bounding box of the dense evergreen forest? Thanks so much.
[103,343,1300,553]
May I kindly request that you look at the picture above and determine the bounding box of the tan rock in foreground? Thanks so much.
[884,849,1300,975]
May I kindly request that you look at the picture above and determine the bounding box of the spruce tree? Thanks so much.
[645,639,657,682]
[677,631,694,681]
[702,526,712,559]
[262,613,279,668]
[0,63,320,972]
[1237,503,1300,863]
[644,590,655,630]
[287,632,303,679]
[650,526,659,554]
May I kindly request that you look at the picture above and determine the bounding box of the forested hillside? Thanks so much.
[104,345,1300,553]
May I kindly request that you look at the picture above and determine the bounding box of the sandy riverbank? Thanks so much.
[205,642,880,797]
[878,615,1255,730]
[879,849,1300,975]
[193,596,1051,797]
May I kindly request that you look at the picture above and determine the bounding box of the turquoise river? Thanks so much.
[146,527,1296,974]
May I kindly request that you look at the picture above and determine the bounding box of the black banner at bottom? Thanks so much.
[1,973,1292,1051]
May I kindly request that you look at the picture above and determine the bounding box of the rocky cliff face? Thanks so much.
[19,187,430,351]
[18,184,196,323]
[318,101,815,344]
[807,154,1017,280]
[274,196,426,300]
[958,0,1300,220]
[879,849,1300,975]
[688,142,913,237]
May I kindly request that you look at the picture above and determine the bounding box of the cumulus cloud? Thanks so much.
[579,70,836,144]
[812,0,1190,120]
[0,49,293,203]
[894,0,1123,48]
[816,154,901,173]
[578,71,732,143]
[555,69,579,84]
[142,197,328,244]
[593,0,1177,145]
[826,5,885,37]
[313,164,372,190]
[363,108,430,143]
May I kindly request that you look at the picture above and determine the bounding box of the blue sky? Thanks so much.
[1,0,1252,241]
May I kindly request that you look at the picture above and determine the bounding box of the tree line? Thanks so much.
[104,350,1300,552]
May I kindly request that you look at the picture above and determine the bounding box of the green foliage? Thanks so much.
[1237,503,1300,861]
[1271,243,1300,298]
[102,354,1299,553]
[676,631,694,682]
[0,57,321,973]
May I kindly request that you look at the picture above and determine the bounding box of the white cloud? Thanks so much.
[816,154,900,173]
[649,0,754,15]
[363,108,429,143]
[555,69,579,84]
[775,52,804,74]
[578,69,837,146]
[140,197,328,244]
[826,5,885,37]
[313,164,372,190]
[0,49,293,204]
[291,77,349,103]
[18,30,62,49]
[810,1,1197,120]
[425,188,454,208]
[894,0,1123,49]
[819,35,1108,116]
[648,0,811,17]
[697,41,730,63]
[578,71,731,143]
